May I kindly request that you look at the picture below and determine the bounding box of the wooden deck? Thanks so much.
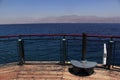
[0,63,120,80]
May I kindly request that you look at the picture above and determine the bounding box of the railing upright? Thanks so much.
[18,36,25,65]
[106,38,114,69]
[60,36,67,65]
[81,33,87,61]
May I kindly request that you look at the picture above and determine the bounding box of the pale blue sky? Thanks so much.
[0,0,120,22]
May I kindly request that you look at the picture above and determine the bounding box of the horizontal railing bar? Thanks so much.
[1,34,120,39]
[19,34,82,37]
[0,34,82,38]
[0,35,18,38]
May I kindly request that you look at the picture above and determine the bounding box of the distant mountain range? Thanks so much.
[1,15,120,24]
[38,15,120,23]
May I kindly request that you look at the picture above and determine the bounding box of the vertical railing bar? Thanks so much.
[64,36,67,64]
[81,33,87,61]
[113,40,116,67]
[59,39,61,63]
[18,36,25,65]
[62,36,66,65]
[106,38,114,69]
[66,39,68,62]
[60,36,67,65]
[60,37,64,64]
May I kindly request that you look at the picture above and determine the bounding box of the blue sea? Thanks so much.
[0,23,120,36]
[0,23,120,65]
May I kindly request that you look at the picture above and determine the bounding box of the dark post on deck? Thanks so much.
[18,37,25,65]
[81,33,87,61]
[107,38,114,69]
[60,36,67,65]
[70,33,97,76]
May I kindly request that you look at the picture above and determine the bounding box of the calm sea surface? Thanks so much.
[0,23,120,65]
[0,23,120,36]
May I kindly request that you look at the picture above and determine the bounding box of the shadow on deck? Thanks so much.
[0,63,120,80]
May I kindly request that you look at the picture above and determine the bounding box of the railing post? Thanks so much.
[81,33,87,61]
[60,36,67,65]
[106,38,114,69]
[18,37,25,65]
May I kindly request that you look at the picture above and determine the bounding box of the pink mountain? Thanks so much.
[1,15,120,24]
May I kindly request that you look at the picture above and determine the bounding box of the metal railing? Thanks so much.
[0,34,120,68]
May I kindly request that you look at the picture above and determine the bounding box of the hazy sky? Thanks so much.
[0,0,120,23]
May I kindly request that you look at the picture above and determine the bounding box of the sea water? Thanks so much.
[0,23,120,65]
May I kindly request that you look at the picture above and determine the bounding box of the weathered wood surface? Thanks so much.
[0,63,120,80]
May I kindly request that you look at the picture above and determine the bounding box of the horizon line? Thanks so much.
[1,15,120,24]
